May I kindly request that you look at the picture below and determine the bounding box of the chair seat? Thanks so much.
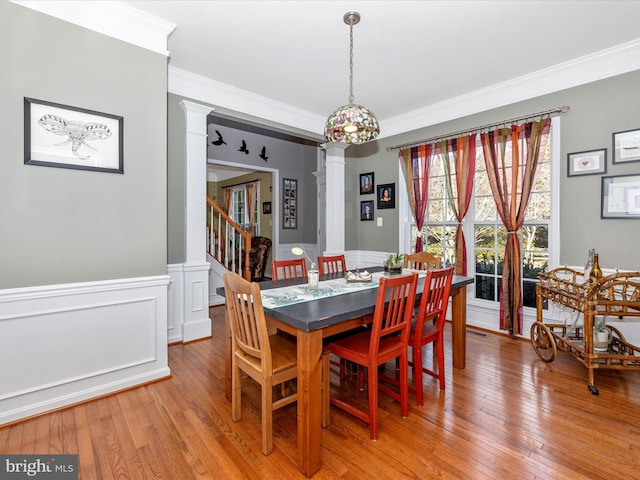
[236,334,297,377]
[408,322,439,345]
[328,330,405,366]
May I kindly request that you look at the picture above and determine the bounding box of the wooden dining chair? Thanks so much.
[324,272,418,440]
[223,271,299,455]
[403,251,442,270]
[409,267,453,404]
[318,254,347,275]
[272,258,307,280]
[382,267,453,406]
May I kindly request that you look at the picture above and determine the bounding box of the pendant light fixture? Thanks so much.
[324,11,380,144]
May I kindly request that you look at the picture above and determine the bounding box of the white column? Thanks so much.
[321,142,349,253]
[179,100,213,342]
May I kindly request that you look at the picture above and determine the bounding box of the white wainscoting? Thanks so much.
[0,275,170,425]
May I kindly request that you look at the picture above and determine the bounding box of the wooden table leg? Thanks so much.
[451,285,467,369]
[224,306,232,401]
[296,329,323,477]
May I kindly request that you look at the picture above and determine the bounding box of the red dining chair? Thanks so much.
[318,254,346,275]
[325,272,418,440]
[382,267,453,406]
[272,258,307,280]
[409,267,453,404]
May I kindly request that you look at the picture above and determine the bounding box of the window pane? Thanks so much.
[475,225,496,249]
[428,198,446,222]
[475,196,496,221]
[525,192,550,220]
[475,275,495,301]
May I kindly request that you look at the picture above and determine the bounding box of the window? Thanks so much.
[230,183,260,236]
[405,120,556,309]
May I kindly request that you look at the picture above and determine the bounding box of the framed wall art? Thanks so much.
[601,174,640,219]
[283,178,297,229]
[262,201,272,214]
[24,97,123,174]
[567,149,607,177]
[360,200,374,221]
[612,128,640,164]
[377,183,395,209]
[360,172,374,194]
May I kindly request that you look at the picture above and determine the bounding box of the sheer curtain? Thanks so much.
[439,134,476,275]
[399,144,432,253]
[480,118,551,335]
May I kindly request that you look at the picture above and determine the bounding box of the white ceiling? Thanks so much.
[122,0,640,137]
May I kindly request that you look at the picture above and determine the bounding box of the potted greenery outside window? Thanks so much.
[384,253,404,275]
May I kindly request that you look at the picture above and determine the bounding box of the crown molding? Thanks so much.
[380,39,640,138]
[12,0,175,56]
[169,67,326,139]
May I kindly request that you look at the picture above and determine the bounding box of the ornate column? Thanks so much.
[321,142,349,253]
[180,100,213,342]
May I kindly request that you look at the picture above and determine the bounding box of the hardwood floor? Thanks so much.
[3,306,640,479]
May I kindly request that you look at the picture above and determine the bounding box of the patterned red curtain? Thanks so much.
[440,134,476,275]
[399,144,432,253]
[480,118,551,335]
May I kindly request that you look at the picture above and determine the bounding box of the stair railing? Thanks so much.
[206,197,252,281]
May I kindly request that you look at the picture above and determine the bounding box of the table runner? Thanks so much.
[260,270,425,309]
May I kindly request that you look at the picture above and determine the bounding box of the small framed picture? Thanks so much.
[360,172,374,194]
[377,183,395,209]
[360,200,374,221]
[283,178,297,229]
[612,128,640,164]
[601,174,640,219]
[567,149,607,177]
[262,201,272,214]
[24,97,123,174]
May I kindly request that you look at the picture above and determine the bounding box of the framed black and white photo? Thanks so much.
[262,201,272,214]
[283,178,297,229]
[567,149,607,177]
[613,128,640,164]
[24,97,123,174]
[601,174,640,219]
[360,200,374,221]
[360,172,374,194]
[377,183,395,209]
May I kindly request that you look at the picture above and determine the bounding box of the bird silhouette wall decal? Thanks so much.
[238,140,249,154]
[259,146,268,162]
[211,129,227,146]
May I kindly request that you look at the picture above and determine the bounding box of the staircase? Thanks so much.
[206,196,252,282]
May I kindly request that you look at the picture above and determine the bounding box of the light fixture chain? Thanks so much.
[349,22,354,104]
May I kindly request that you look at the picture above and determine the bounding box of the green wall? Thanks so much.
[347,70,640,270]
[0,3,168,289]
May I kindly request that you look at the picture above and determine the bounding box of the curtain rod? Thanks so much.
[221,179,259,189]
[386,105,571,152]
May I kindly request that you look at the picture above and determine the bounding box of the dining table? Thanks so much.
[219,267,473,477]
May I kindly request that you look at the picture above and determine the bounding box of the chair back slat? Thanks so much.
[404,251,441,270]
[272,258,307,280]
[415,267,454,337]
[318,255,346,275]
[369,273,418,356]
[223,272,271,370]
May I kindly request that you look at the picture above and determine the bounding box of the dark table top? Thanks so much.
[217,267,474,333]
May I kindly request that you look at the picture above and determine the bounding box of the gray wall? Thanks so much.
[207,119,318,244]
[0,2,168,289]
[347,69,640,270]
